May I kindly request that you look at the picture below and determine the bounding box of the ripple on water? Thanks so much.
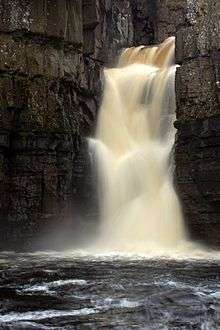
[21,279,88,293]
[0,308,97,323]
[0,252,219,329]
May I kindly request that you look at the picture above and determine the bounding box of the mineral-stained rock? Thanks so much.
[0,34,27,74]
[176,1,220,63]
[175,0,220,247]
[176,58,219,121]
[155,0,187,42]
[0,0,83,45]
[83,0,134,62]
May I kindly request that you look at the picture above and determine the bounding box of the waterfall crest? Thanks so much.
[89,37,186,252]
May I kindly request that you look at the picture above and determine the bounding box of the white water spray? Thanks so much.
[89,37,187,253]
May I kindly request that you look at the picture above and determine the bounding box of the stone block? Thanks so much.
[0,34,27,74]
[26,43,45,76]
[176,58,219,121]
[45,0,68,39]
[10,153,57,175]
[44,0,83,44]
[176,0,220,63]
[155,0,187,42]
[0,75,14,108]
[61,50,85,83]
[0,0,33,32]
[29,0,48,34]
[0,0,83,45]
[12,77,80,132]
[175,114,220,246]
[83,29,96,55]
[44,47,61,78]
[11,134,47,153]
[65,0,83,45]
[11,175,42,198]
[83,0,99,29]
[16,78,47,130]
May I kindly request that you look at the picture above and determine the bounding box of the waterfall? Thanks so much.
[89,37,187,253]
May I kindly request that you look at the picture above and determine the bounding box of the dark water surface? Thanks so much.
[0,252,219,329]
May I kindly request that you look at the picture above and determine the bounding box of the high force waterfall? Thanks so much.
[89,37,186,252]
[0,2,220,327]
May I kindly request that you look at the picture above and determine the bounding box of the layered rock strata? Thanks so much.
[175,0,220,247]
[1,0,219,249]
[0,0,136,249]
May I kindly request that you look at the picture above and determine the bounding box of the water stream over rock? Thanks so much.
[88,37,185,253]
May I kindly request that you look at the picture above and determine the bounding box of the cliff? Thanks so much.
[175,0,220,247]
[0,0,138,249]
[0,0,219,249]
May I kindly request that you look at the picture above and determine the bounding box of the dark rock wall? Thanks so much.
[0,0,88,249]
[175,0,220,247]
[1,0,218,249]
[0,0,147,249]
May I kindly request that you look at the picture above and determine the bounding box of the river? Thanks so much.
[0,252,219,329]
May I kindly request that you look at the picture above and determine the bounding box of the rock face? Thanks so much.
[0,0,144,250]
[175,0,220,247]
[0,0,88,249]
[0,0,219,249]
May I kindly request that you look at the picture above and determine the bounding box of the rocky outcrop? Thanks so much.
[0,0,143,250]
[1,0,218,249]
[0,0,88,249]
[175,0,220,247]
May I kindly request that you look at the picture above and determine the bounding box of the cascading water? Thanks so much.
[89,37,187,253]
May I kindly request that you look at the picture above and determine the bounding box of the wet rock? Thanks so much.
[155,0,187,42]
[176,1,220,63]
[0,34,27,74]
[0,0,83,45]
[175,0,220,247]
[1,0,218,249]
[131,0,156,45]
[0,0,138,249]
[176,58,219,121]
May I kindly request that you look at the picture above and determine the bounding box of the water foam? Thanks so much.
[89,37,187,254]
